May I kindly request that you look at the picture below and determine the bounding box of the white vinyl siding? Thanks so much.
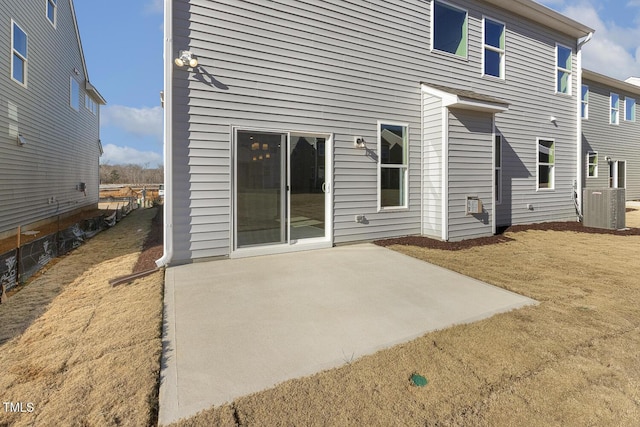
[169,0,583,260]
[70,77,80,111]
[448,109,494,241]
[1,0,102,235]
[582,75,640,200]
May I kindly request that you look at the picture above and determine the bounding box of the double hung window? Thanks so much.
[483,18,505,79]
[538,139,555,190]
[11,22,28,85]
[378,123,409,209]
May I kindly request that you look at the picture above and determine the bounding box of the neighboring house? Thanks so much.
[581,69,640,200]
[0,0,105,239]
[160,0,593,265]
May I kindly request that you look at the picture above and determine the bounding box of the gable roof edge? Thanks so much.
[69,0,107,105]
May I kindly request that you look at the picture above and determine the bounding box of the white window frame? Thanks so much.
[625,97,636,122]
[495,135,502,203]
[377,121,409,211]
[46,0,57,27]
[610,93,620,125]
[581,85,589,119]
[587,151,598,178]
[70,77,80,111]
[431,0,468,59]
[537,138,555,191]
[11,20,28,87]
[85,94,97,115]
[609,160,626,189]
[555,44,572,95]
[482,16,506,80]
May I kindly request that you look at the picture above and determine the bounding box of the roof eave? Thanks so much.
[86,81,107,105]
[483,0,594,39]
[583,69,640,95]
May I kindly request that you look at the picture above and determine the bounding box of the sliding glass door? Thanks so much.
[235,130,331,252]
[236,131,286,247]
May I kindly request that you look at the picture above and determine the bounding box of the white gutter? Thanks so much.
[575,32,594,221]
[156,0,174,267]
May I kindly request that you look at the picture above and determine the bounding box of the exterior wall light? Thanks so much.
[17,134,26,146]
[174,50,198,68]
[354,137,366,149]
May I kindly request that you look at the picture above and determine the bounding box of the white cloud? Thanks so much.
[549,2,640,80]
[101,144,163,167]
[144,0,163,14]
[101,105,163,142]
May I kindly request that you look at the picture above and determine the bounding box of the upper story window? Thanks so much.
[47,0,57,26]
[70,77,80,111]
[556,44,572,95]
[85,94,98,115]
[537,138,555,190]
[432,1,468,58]
[378,122,409,210]
[625,97,636,122]
[610,93,620,125]
[11,21,28,86]
[483,18,505,79]
[581,85,589,119]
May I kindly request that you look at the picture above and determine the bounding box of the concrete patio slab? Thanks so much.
[159,243,536,425]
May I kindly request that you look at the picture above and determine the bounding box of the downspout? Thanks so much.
[575,32,594,222]
[156,0,174,267]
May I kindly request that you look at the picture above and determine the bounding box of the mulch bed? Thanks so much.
[132,208,164,273]
[374,220,640,251]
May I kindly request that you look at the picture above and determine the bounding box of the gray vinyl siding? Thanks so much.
[171,0,584,260]
[0,0,101,235]
[447,109,494,241]
[582,78,640,200]
[422,93,442,239]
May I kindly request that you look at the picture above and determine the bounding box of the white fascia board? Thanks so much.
[421,85,509,113]
[483,0,593,39]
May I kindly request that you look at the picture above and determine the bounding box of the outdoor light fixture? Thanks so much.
[174,50,198,68]
[17,134,26,146]
[354,137,367,149]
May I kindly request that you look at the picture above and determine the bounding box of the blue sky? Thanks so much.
[72,0,640,167]
[74,0,164,167]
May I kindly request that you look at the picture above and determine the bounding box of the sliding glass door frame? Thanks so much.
[231,127,333,258]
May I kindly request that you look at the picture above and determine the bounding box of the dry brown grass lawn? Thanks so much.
[0,208,163,427]
[172,210,640,427]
